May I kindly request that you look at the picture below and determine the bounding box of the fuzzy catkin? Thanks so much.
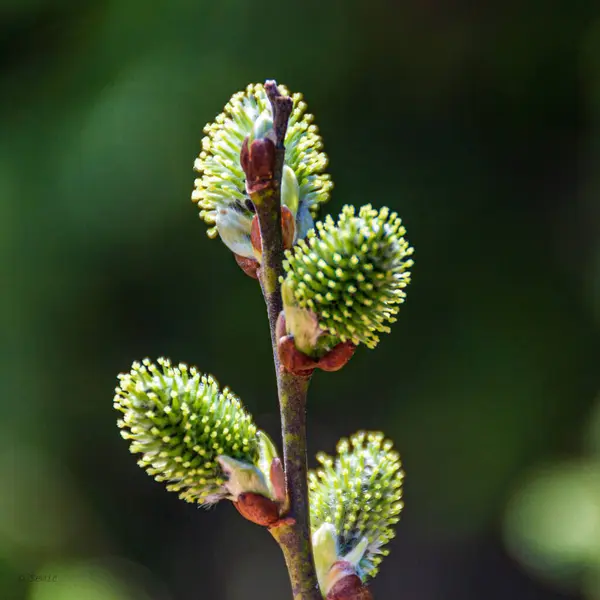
[114,358,260,505]
[192,83,332,255]
[283,204,414,349]
[309,431,404,580]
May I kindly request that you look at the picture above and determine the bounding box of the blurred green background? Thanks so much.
[2,0,600,598]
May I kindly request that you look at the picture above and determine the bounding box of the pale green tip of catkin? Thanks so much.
[312,523,340,593]
[192,82,332,257]
[113,358,276,506]
[282,204,414,349]
[216,456,271,500]
[281,165,300,219]
[249,112,273,143]
[281,279,323,356]
[308,431,404,581]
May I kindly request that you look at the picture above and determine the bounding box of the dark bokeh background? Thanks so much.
[3,1,600,599]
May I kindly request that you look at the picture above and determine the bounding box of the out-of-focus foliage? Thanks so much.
[505,459,600,593]
[504,397,600,599]
[1,0,599,599]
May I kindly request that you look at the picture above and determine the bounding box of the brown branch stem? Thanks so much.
[247,80,321,600]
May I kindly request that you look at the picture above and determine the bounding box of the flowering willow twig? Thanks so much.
[115,78,413,600]
[241,80,322,600]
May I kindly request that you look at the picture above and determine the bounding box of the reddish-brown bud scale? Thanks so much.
[281,206,296,249]
[241,137,276,195]
[250,214,261,256]
[276,312,358,375]
[317,340,357,372]
[251,207,296,259]
[270,457,287,507]
[233,253,260,279]
[276,311,287,342]
[278,335,317,376]
[234,492,280,527]
[327,576,373,600]
[326,562,373,600]
[233,491,295,530]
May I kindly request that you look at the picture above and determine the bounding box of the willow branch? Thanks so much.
[244,79,321,600]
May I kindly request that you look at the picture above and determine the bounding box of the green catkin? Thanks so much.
[192,83,332,246]
[309,431,404,580]
[283,205,414,349]
[114,358,261,505]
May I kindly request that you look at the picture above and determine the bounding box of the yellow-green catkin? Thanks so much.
[309,431,404,581]
[192,83,333,257]
[283,204,414,349]
[114,358,262,505]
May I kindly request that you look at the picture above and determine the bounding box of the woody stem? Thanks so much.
[246,80,321,600]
